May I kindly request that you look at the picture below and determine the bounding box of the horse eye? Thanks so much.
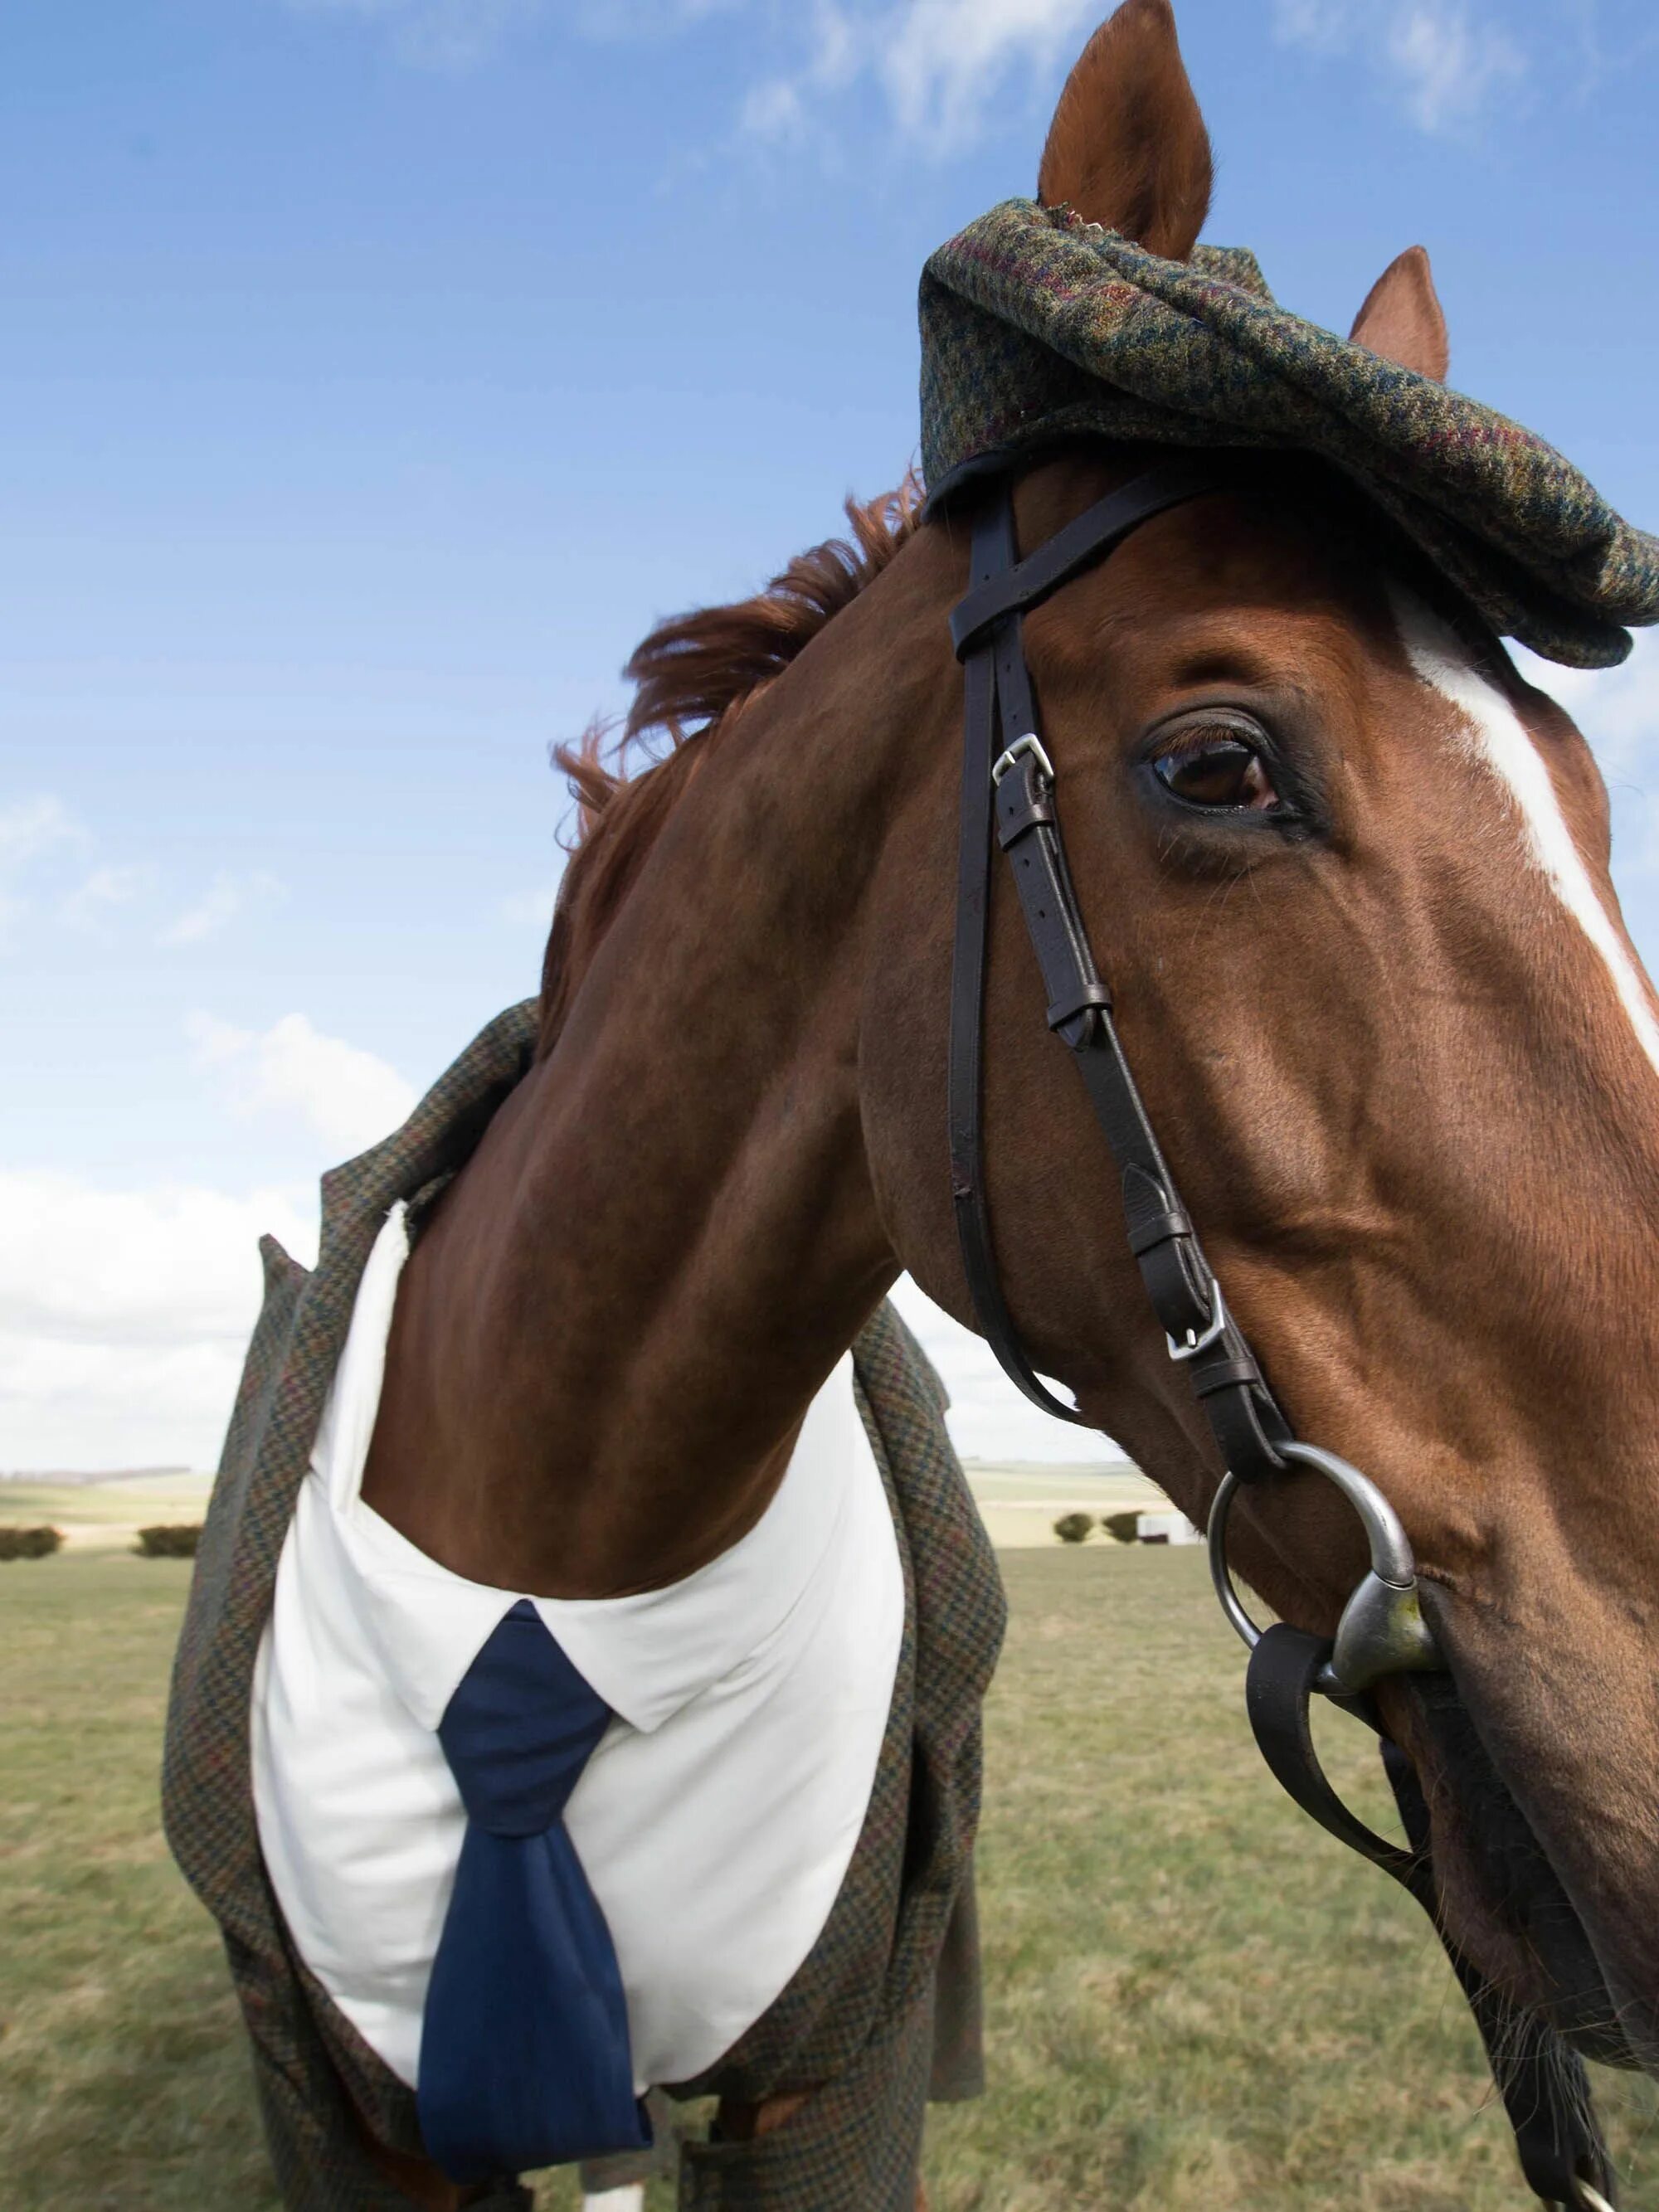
[1152,733,1280,813]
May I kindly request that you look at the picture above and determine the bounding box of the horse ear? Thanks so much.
[1037,0,1213,260]
[1349,246,1450,382]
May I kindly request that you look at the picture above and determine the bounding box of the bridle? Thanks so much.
[946,461,1618,2212]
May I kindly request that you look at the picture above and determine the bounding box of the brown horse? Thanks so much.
[358,0,1659,2199]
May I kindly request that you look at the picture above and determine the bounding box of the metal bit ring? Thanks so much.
[1207,1440,1444,1696]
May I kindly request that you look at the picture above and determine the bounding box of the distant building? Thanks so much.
[1135,1509,1202,1546]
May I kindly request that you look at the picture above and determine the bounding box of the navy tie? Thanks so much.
[416,1598,651,2183]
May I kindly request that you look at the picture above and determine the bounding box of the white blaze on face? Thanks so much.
[1390,588,1659,1082]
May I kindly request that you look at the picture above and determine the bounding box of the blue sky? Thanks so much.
[7,0,1659,1469]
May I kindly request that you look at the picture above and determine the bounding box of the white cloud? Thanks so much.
[61,863,152,933]
[0,795,169,946]
[1272,0,1352,51]
[1273,0,1525,135]
[187,1010,417,1155]
[741,75,806,140]
[1385,2,1525,133]
[0,796,280,950]
[0,1169,318,1471]
[744,0,1094,153]
[0,792,80,869]
[285,0,1092,143]
[158,867,285,948]
[880,0,1095,147]
[284,0,544,70]
[2,1172,318,1351]
[577,0,743,33]
[2,1009,414,1471]
[0,792,86,938]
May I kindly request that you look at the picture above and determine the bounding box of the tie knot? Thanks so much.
[437,1601,613,1835]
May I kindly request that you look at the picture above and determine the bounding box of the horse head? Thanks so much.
[857,0,1659,2083]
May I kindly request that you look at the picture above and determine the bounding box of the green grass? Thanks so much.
[1,1557,278,2208]
[1,1549,1653,2210]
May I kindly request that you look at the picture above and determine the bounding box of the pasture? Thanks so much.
[2,1544,1654,2210]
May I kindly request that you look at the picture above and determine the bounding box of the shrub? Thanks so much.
[0,1525,63,1560]
[1053,1511,1094,1545]
[1102,1510,1141,1546]
[136,1524,202,1559]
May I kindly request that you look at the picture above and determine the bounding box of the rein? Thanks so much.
[946,464,1618,2212]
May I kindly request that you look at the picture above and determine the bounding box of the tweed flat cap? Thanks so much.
[920,198,1659,668]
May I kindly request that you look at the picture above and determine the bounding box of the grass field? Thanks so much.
[2,1548,1654,2210]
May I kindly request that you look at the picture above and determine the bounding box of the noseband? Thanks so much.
[946,464,1617,2212]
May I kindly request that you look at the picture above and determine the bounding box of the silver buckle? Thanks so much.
[990,732,1054,787]
[1165,1280,1228,1363]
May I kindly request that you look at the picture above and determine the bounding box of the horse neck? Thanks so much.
[362,537,961,1598]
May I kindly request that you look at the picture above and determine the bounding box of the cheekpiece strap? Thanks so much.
[946,466,1289,1479]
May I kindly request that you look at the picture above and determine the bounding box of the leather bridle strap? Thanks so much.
[947,468,1290,1480]
[947,457,1219,660]
[1381,1736,1615,2212]
[1248,1626,1615,2210]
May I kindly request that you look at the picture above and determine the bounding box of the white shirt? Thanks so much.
[251,1207,904,2093]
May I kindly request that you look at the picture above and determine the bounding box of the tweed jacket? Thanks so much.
[162,999,1006,2212]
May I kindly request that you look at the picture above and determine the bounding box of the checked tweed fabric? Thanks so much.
[920,200,1659,669]
[161,999,1005,2212]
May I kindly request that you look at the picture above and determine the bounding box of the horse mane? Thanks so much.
[536,475,922,1055]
